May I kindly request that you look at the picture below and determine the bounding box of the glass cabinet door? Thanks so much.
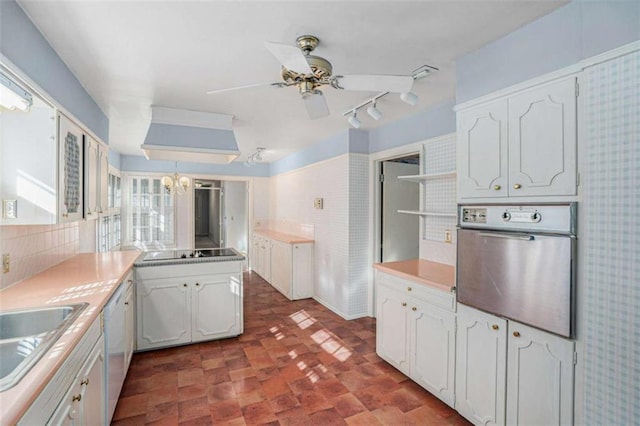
[58,113,84,222]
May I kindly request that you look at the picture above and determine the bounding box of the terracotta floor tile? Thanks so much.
[119,273,469,425]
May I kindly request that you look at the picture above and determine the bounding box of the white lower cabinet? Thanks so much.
[270,240,314,300]
[456,304,575,426]
[19,317,104,425]
[375,270,456,407]
[123,276,135,370]
[136,261,243,351]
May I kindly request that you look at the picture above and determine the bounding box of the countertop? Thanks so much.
[134,248,245,267]
[254,229,314,244]
[373,259,455,293]
[0,251,140,425]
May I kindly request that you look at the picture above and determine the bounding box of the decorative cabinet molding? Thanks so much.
[457,76,577,200]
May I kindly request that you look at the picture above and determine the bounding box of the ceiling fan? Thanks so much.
[206,35,421,120]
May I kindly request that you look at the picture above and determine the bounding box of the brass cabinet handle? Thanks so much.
[492,324,499,330]
[401,302,407,307]
[124,302,129,305]
[72,394,82,402]
[87,211,92,215]
[127,279,133,284]
[412,307,417,311]
[183,283,188,287]
[81,378,89,386]
[494,185,501,191]
[63,213,69,218]
[195,282,200,286]
[513,184,522,189]
[407,287,412,292]
[513,331,521,337]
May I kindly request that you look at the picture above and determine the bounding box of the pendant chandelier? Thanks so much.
[161,162,191,195]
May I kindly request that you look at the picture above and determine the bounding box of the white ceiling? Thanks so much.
[18,0,566,163]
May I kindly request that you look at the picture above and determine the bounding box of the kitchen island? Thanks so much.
[134,248,245,351]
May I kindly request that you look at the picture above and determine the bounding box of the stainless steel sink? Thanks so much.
[0,303,88,392]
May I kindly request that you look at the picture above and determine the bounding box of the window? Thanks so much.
[127,177,175,247]
[97,214,122,252]
[108,171,121,211]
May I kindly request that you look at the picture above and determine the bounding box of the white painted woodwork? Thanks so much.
[375,270,456,406]
[83,135,99,219]
[48,380,81,425]
[270,240,292,297]
[291,243,314,299]
[136,277,191,350]
[506,321,575,426]
[457,76,577,200]
[457,100,508,199]
[191,274,242,342]
[78,336,105,426]
[409,299,456,407]
[58,114,84,222]
[124,276,135,370]
[375,282,410,374]
[98,144,109,215]
[455,304,508,426]
[508,77,577,196]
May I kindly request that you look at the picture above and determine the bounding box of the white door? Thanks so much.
[124,282,135,370]
[508,77,577,197]
[381,161,419,262]
[83,135,99,218]
[79,337,105,426]
[191,275,241,342]
[375,283,410,374]
[292,243,314,300]
[457,100,508,199]
[223,181,248,253]
[136,278,190,350]
[506,321,575,426]
[409,300,456,407]
[98,144,109,215]
[456,304,507,426]
[270,240,292,298]
[58,114,84,222]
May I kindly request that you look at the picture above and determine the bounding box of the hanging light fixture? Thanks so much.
[161,162,191,195]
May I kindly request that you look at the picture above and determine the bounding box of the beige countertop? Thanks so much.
[0,251,140,425]
[373,259,455,293]
[254,229,314,244]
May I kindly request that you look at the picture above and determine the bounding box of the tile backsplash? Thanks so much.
[0,222,81,290]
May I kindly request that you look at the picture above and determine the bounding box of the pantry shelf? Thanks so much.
[398,171,456,182]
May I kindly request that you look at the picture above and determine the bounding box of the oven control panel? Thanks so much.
[462,208,487,223]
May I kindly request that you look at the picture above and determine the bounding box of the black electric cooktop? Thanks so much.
[142,248,238,262]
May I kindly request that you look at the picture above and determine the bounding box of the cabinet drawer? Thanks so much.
[376,271,455,312]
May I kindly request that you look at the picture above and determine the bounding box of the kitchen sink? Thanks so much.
[0,303,88,392]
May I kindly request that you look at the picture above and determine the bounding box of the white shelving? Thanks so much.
[398,171,456,182]
[398,210,457,217]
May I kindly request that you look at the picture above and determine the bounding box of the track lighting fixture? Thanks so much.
[342,64,438,128]
[347,111,361,129]
[244,147,266,167]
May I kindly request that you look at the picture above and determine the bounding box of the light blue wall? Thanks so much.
[108,150,121,169]
[0,1,109,142]
[121,155,269,178]
[456,0,640,102]
[144,123,239,151]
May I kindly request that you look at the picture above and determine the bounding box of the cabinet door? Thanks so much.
[124,279,135,370]
[191,274,242,342]
[408,300,456,407]
[48,381,81,426]
[292,243,313,300]
[375,283,409,374]
[263,239,272,282]
[137,278,190,350]
[98,144,109,215]
[58,114,84,222]
[83,135,99,219]
[457,100,508,199]
[508,77,577,196]
[79,336,105,426]
[506,321,575,426]
[455,304,507,426]
[270,240,292,298]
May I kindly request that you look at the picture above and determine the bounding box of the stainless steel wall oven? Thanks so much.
[456,203,576,338]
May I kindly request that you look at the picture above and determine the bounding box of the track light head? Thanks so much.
[347,112,361,129]
[400,91,418,106]
[367,103,383,121]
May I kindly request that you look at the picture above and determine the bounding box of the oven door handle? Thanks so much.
[478,232,535,241]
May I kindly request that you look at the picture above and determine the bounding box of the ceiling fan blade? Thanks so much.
[264,41,313,74]
[206,82,279,95]
[338,74,414,93]
[303,92,330,120]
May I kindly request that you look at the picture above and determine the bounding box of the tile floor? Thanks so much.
[113,272,470,425]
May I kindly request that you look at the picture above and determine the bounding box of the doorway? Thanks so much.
[380,154,420,262]
[193,180,248,253]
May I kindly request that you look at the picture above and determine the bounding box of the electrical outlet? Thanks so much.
[2,253,10,273]
[444,230,452,243]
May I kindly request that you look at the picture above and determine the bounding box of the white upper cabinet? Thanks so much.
[58,113,84,222]
[83,135,99,219]
[457,76,577,200]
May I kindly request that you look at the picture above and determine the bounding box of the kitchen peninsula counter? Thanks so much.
[373,259,455,293]
[253,229,314,244]
[0,251,140,425]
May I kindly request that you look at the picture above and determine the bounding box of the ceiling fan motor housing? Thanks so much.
[281,35,333,91]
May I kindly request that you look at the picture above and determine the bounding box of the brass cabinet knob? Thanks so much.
[63,213,69,218]
[124,302,129,305]
[72,394,82,402]
[402,302,407,307]
[195,282,200,286]
[513,331,521,337]
[494,185,501,191]
[513,184,522,189]
[412,307,417,311]
[81,378,89,386]
[492,324,499,330]
[183,283,188,287]
[128,279,133,284]
[407,287,412,292]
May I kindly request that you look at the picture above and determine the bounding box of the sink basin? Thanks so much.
[0,303,88,392]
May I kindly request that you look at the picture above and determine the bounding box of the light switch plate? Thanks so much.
[314,198,323,210]
[2,254,9,273]
[3,200,17,219]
